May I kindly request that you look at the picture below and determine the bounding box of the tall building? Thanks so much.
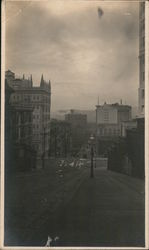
[5,80,36,171]
[6,70,51,168]
[138,1,145,117]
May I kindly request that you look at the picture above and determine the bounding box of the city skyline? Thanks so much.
[6,0,139,111]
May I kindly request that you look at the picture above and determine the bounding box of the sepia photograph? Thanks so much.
[1,0,148,248]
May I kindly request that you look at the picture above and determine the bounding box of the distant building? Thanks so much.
[65,110,88,155]
[96,102,131,138]
[51,109,96,123]
[6,70,51,169]
[95,102,131,156]
[138,1,145,117]
[65,109,87,128]
[50,119,72,157]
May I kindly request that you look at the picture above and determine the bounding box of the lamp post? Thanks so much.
[88,134,95,178]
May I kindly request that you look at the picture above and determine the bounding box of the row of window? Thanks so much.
[98,128,120,136]
[12,94,50,102]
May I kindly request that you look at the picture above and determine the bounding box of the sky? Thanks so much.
[5,0,139,111]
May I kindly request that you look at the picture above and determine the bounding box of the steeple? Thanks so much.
[40,74,44,87]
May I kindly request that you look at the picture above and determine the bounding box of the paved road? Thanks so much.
[5,166,145,247]
[45,167,145,247]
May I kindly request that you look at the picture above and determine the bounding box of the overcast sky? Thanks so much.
[5,0,139,111]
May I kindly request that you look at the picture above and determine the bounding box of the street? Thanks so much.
[5,162,145,247]
[46,167,145,247]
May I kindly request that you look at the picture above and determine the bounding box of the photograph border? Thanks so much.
[1,0,149,249]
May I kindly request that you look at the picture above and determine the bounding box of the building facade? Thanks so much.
[95,102,131,156]
[121,120,137,137]
[6,70,51,169]
[96,102,131,137]
[138,1,145,117]
[5,80,36,172]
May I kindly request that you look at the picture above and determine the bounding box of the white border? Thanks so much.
[1,0,148,249]
[1,0,5,249]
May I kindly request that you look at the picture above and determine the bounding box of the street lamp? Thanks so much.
[88,134,95,178]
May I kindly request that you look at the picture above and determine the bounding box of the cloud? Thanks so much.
[5,0,139,110]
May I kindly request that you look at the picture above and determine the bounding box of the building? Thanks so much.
[5,80,36,172]
[65,110,88,155]
[95,102,131,156]
[96,102,131,137]
[138,1,145,117]
[121,120,137,137]
[6,70,51,169]
[49,119,72,157]
[107,117,145,179]
[5,70,33,89]
[65,109,87,128]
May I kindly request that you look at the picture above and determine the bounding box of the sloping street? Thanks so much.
[46,167,145,247]
[5,164,145,247]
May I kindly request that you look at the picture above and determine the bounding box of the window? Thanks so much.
[104,111,109,122]
[142,89,145,98]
